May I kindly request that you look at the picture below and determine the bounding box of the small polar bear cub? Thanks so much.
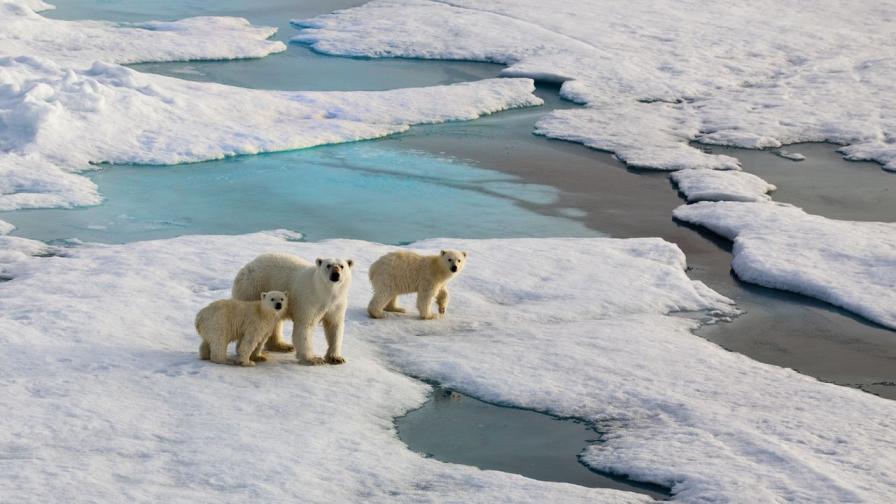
[368,249,467,320]
[196,291,288,366]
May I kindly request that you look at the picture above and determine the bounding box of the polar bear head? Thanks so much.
[440,249,468,275]
[316,258,354,285]
[260,291,288,315]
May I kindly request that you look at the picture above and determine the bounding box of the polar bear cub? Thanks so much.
[196,291,288,366]
[368,249,467,320]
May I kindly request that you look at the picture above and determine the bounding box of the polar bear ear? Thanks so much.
[441,250,447,256]
[346,259,354,268]
[316,258,323,267]
[261,291,268,299]
[462,251,468,258]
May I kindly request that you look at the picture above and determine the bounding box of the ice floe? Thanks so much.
[0,218,13,235]
[1,0,286,64]
[294,0,896,172]
[2,232,895,502]
[674,201,896,330]
[671,169,776,203]
[0,1,543,211]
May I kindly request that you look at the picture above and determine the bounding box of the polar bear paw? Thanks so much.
[300,355,327,366]
[265,340,295,353]
[325,354,346,365]
[250,352,268,362]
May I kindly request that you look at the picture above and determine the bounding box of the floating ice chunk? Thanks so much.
[3,232,895,502]
[671,169,776,202]
[0,219,14,235]
[534,104,740,171]
[294,0,896,172]
[674,201,896,329]
[771,149,806,161]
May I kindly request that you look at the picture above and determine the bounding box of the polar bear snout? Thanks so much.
[317,257,353,283]
[261,291,288,314]
[450,265,458,273]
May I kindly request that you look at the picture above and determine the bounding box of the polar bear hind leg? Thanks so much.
[384,296,405,313]
[199,341,210,360]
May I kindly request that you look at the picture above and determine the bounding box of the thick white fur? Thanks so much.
[368,249,467,320]
[232,254,353,365]
[196,291,288,366]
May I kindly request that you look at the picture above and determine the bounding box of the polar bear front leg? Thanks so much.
[367,290,391,319]
[417,288,437,320]
[237,328,269,367]
[209,340,229,364]
[293,322,325,365]
[264,319,294,353]
[323,309,346,365]
[436,287,449,316]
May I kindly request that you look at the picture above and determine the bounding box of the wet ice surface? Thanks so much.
[397,386,671,500]
[2,143,595,244]
[695,143,896,222]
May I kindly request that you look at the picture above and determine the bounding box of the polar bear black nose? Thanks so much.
[330,272,340,282]
[450,265,458,272]
[275,302,282,310]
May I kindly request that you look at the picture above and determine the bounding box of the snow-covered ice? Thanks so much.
[671,169,776,203]
[674,201,896,330]
[3,232,895,502]
[0,218,13,235]
[0,1,543,211]
[294,0,896,172]
[2,0,286,64]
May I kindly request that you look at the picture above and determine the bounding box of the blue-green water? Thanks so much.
[5,143,593,244]
[5,0,597,244]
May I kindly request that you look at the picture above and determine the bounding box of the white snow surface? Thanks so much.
[0,218,13,235]
[294,0,896,172]
[0,1,542,210]
[671,169,776,203]
[674,201,896,330]
[3,232,896,502]
[1,0,286,64]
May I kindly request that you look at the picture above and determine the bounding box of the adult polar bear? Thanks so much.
[232,253,353,365]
